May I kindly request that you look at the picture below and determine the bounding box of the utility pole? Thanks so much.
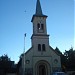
[23,33,26,75]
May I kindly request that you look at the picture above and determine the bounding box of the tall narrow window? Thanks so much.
[37,23,40,30]
[38,44,41,51]
[42,44,46,51]
[41,24,44,30]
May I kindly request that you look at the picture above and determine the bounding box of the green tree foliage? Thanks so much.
[64,47,75,71]
[0,54,10,61]
[55,47,75,71]
[55,47,66,71]
[0,54,16,74]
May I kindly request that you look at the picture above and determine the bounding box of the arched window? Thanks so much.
[38,44,41,51]
[37,23,44,33]
[37,23,40,30]
[41,24,44,30]
[42,44,46,51]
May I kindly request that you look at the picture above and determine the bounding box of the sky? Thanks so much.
[0,0,74,63]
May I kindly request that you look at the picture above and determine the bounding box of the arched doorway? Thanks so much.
[39,64,46,75]
[38,64,47,75]
[35,60,49,75]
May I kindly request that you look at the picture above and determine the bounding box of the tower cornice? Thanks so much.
[31,14,47,22]
[31,34,49,39]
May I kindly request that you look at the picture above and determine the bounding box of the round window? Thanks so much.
[54,59,58,64]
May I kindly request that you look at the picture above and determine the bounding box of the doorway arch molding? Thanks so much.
[35,60,51,75]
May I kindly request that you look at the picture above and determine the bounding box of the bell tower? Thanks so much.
[31,0,49,52]
[31,0,48,35]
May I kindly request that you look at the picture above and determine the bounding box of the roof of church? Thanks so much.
[24,46,60,56]
[31,0,47,22]
[49,46,60,56]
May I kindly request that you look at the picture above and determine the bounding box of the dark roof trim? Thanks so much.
[49,46,60,56]
[31,34,49,39]
[25,47,33,54]
[31,14,48,22]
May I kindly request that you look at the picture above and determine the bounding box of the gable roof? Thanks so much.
[25,47,33,54]
[49,46,60,56]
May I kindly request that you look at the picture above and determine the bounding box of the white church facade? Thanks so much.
[21,0,61,75]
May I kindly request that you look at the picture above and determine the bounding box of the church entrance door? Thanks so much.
[35,60,50,75]
[39,65,46,75]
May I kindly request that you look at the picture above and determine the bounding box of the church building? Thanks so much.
[21,0,61,75]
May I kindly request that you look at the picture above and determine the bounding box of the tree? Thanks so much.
[63,47,75,71]
[55,47,66,71]
[0,54,10,61]
[0,54,16,75]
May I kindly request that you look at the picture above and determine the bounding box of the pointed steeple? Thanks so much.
[31,0,47,22]
[36,0,43,15]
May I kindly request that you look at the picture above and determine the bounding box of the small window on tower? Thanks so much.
[42,44,46,51]
[37,23,40,30]
[41,24,44,30]
[38,44,41,51]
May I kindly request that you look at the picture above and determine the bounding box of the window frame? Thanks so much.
[42,44,46,51]
[38,44,41,51]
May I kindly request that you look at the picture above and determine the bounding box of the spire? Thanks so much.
[35,0,43,15]
[31,0,47,22]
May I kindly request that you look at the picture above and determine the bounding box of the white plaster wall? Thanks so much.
[24,48,33,68]
[24,46,61,70]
